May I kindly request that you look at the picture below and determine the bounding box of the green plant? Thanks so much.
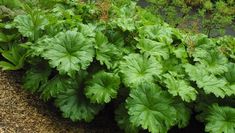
[146,0,235,37]
[1,0,235,133]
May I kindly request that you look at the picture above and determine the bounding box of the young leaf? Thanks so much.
[41,30,94,77]
[78,23,96,38]
[114,17,136,31]
[126,83,177,133]
[0,45,26,70]
[85,71,120,104]
[172,44,188,63]
[120,54,162,88]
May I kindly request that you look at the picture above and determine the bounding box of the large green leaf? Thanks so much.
[95,32,122,69]
[224,63,235,84]
[41,30,94,77]
[55,87,103,122]
[85,71,120,104]
[14,11,48,41]
[23,67,51,93]
[111,2,136,31]
[163,73,197,102]
[126,83,177,133]
[120,54,162,88]
[40,75,69,101]
[54,70,101,122]
[204,104,235,133]
[184,64,232,98]
[223,63,235,96]
[137,38,169,59]
[138,24,173,44]
[193,50,228,75]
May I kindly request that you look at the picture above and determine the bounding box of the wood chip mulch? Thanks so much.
[0,70,121,133]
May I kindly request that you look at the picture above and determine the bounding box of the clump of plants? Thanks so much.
[145,0,235,37]
[0,0,235,133]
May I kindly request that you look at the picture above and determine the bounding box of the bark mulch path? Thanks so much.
[0,70,121,133]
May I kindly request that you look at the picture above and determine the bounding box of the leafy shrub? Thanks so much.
[0,0,235,133]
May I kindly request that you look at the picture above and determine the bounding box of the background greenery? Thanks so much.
[143,0,235,37]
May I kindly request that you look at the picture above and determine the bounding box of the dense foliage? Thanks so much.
[1,0,235,133]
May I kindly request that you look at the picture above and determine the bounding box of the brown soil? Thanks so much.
[0,70,121,133]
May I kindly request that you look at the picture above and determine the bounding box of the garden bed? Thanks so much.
[0,70,206,133]
[0,70,120,133]
[0,70,207,133]
[0,0,235,133]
